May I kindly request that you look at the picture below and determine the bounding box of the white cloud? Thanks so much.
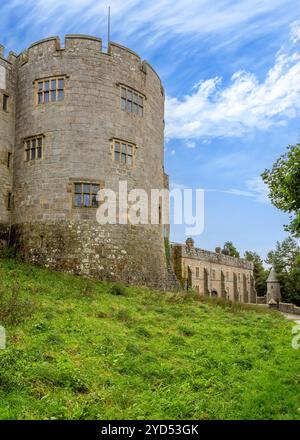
[165,24,300,140]
[207,177,270,204]
[246,176,270,204]
[169,182,186,190]
[185,140,196,149]
[290,20,300,43]
[1,1,299,143]
[0,0,297,53]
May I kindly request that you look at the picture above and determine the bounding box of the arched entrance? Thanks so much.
[211,290,218,297]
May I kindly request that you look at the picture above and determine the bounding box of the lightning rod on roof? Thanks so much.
[107,6,111,51]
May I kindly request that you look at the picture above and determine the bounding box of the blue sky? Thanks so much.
[1,0,300,259]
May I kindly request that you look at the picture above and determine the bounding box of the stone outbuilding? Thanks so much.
[171,238,256,303]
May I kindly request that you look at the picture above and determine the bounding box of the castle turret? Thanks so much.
[266,267,281,304]
[3,35,173,289]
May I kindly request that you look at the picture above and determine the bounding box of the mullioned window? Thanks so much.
[35,77,65,105]
[24,135,43,161]
[112,139,136,167]
[120,86,144,116]
[73,183,100,208]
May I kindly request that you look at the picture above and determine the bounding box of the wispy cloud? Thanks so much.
[171,176,269,204]
[246,176,270,204]
[0,0,297,52]
[185,140,196,149]
[207,176,270,204]
[1,1,300,144]
[165,21,300,140]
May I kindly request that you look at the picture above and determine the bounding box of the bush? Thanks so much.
[116,309,131,322]
[0,284,36,326]
[178,325,195,337]
[80,282,95,297]
[126,343,141,355]
[136,326,151,338]
[110,283,127,296]
[0,246,19,260]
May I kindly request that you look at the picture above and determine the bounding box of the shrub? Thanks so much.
[126,343,141,355]
[116,309,131,322]
[178,325,195,337]
[96,311,109,318]
[0,284,36,326]
[169,335,186,346]
[80,281,96,297]
[32,363,89,393]
[110,283,127,296]
[0,246,22,261]
[136,326,151,338]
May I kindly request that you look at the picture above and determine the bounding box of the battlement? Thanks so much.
[171,243,253,270]
[0,35,162,85]
[0,44,17,65]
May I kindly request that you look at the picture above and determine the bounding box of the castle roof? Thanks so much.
[267,267,279,283]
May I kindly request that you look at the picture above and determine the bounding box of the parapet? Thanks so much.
[109,41,141,64]
[171,242,253,270]
[0,43,17,65]
[6,35,162,86]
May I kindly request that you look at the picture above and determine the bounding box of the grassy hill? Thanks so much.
[0,256,299,420]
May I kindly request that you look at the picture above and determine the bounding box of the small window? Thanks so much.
[212,269,216,280]
[36,77,65,104]
[7,192,12,210]
[3,94,9,111]
[120,86,144,116]
[113,139,135,167]
[24,136,43,161]
[196,267,200,278]
[73,182,100,208]
[7,152,12,168]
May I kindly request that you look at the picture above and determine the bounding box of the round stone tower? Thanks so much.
[10,35,172,289]
[266,267,281,304]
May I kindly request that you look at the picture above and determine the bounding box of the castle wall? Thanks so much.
[171,243,255,303]
[0,49,16,242]
[7,35,171,289]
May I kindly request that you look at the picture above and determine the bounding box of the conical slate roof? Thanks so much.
[267,267,279,283]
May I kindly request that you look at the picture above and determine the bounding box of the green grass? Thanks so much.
[0,257,299,420]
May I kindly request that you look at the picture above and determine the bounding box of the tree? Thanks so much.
[244,251,268,297]
[266,237,300,305]
[222,241,240,258]
[262,144,300,237]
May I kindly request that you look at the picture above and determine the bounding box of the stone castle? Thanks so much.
[0,34,256,301]
[171,239,256,302]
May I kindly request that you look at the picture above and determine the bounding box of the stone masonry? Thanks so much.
[0,35,175,289]
[0,34,255,296]
[171,238,256,303]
